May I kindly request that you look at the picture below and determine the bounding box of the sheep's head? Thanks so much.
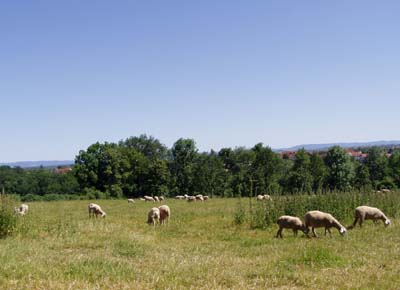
[301,224,309,234]
[101,213,106,218]
[339,227,347,236]
[384,219,391,226]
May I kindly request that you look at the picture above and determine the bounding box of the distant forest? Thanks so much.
[1,135,400,201]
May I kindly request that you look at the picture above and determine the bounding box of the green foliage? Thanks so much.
[0,195,17,238]
[325,146,355,191]
[245,191,400,229]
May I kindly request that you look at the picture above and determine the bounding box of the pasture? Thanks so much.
[1,198,400,289]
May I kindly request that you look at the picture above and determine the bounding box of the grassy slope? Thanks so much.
[0,199,399,289]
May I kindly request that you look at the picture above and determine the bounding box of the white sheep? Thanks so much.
[144,195,155,202]
[14,204,29,216]
[276,215,308,238]
[187,196,196,202]
[195,194,204,201]
[203,196,209,201]
[88,203,106,218]
[304,210,346,237]
[159,196,164,201]
[175,195,185,200]
[154,196,160,202]
[352,206,391,227]
[147,207,160,226]
[158,205,170,225]
[127,199,135,203]
[256,194,272,201]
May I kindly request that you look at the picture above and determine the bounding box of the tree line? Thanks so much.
[1,134,400,200]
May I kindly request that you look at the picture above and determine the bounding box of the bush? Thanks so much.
[21,194,43,202]
[83,188,106,200]
[0,195,18,238]
[42,194,66,202]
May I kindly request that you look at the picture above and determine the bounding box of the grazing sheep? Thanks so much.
[158,205,170,225]
[139,198,145,201]
[203,196,209,201]
[144,196,155,202]
[195,194,204,201]
[175,195,185,200]
[147,207,160,226]
[304,210,346,237]
[187,196,196,202]
[127,199,135,203]
[257,194,272,201]
[352,206,391,227]
[276,215,308,238]
[184,194,189,200]
[159,196,164,201]
[381,189,391,193]
[154,196,160,202]
[14,204,29,216]
[88,203,106,218]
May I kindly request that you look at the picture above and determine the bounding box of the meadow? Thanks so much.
[1,196,400,289]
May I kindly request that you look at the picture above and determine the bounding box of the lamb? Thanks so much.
[127,199,135,203]
[276,215,308,238]
[88,203,106,218]
[352,206,391,227]
[147,207,160,226]
[158,205,170,225]
[144,195,155,202]
[304,210,346,237]
[14,204,29,216]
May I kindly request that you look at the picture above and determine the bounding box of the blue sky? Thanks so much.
[1,1,399,162]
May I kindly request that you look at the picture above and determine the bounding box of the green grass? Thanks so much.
[0,198,400,289]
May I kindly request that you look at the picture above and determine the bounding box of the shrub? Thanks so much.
[21,194,43,202]
[0,195,18,238]
[42,194,66,201]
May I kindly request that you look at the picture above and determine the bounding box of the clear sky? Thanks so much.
[1,1,399,162]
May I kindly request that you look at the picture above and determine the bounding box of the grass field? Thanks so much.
[1,198,400,289]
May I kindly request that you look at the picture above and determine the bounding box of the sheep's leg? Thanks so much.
[312,227,317,238]
[352,217,358,227]
[359,218,363,227]
[325,228,331,237]
[276,228,282,238]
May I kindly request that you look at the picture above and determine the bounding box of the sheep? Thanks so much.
[154,196,160,202]
[144,195,155,202]
[304,210,346,237]
[195,194,204,201]
[88,203,106,218]
[159,196,164,201]
[381,189,391,193]
[203,196,209,201]
[14,204,29,216]
[175,195,185,200]
[187,196,196,202]
[127,199,135,203]
[158,205,170,225]
[276,215,308,238]
[257,194,272,201]
[352,206,391,228]
[147,207,160,226]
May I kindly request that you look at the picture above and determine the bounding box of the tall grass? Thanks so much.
[238,191,400,229]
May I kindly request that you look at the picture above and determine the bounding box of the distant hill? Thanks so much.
[0,160,74,168]
[277,140,400,152]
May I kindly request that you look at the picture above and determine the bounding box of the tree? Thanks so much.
[388,150,400,188]
[353,163,372,192]
[325,146,355,191]
[365,147,389,188]
[287,149,313,193]
[170,138,197,195]
[119,134,168,160]
[309,152,328,193]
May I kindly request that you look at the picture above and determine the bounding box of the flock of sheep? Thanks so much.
[276,206,391,238]
[14,196,392,239]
